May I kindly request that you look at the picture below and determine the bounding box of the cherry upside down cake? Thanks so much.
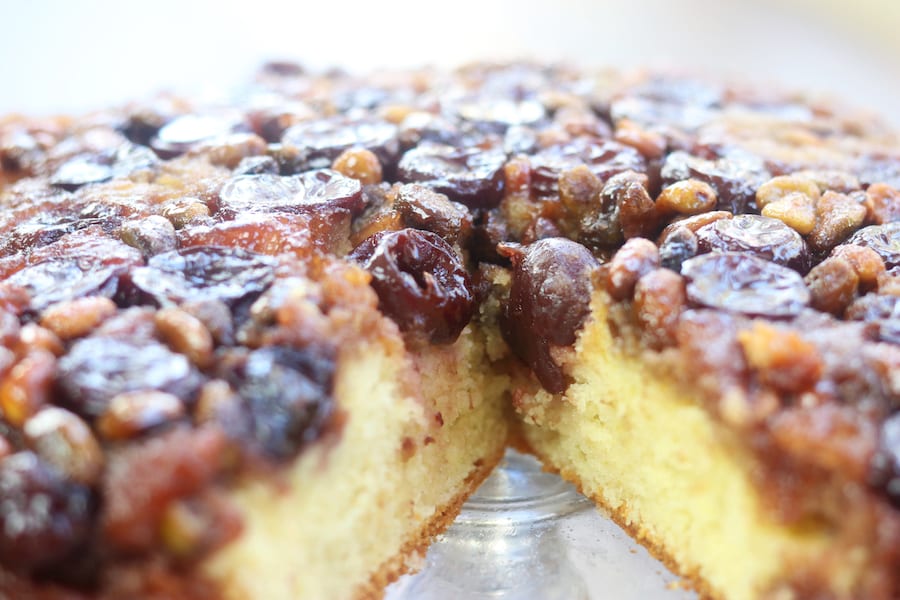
[0,61,898,599]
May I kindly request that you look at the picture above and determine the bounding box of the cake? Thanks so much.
[0,61,897,600]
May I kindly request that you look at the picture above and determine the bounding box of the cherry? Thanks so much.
[350,229,475,344]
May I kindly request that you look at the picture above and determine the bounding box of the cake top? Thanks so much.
[0,62,899,591]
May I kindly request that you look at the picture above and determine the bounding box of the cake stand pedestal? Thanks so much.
[385,449,696,600]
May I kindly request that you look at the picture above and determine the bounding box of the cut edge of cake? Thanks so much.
[203,323,510,600]
[514,290,880,600]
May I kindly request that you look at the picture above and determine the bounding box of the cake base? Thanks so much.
[204,325,510,600]
[514,293,867,600]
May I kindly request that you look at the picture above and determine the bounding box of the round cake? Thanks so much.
[0,61,897,599]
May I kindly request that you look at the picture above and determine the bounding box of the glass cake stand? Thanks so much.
[385,449,697,600]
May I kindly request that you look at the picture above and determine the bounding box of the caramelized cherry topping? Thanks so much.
[397,143,506,209]
[695,215,810,272]
[682,252,810,317]
[350,229,475,343]
[501,238,598,392]
[129,246,276,309]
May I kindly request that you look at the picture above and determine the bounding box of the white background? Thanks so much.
[0,0,899,125]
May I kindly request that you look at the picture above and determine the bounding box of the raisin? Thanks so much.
[695,214,809,272]
[558,165,603,218]
[657,211,733,244]
[503,125,538,155]
[5,260,126,312]
[0,452,93,572]
[225,345,335,459]
[455,98,546,130]
[350,229,475,344]
[214,170,363,217]
[193,133,266,169]
[737,322,822,394]
[634,268,686,350]
[682,253,810,317]
[500,238,598,392]
[613,119,666,159]
[0,309,19,347]
[846,293,899,322]
[398,112,468,148]
[805,257,859,315]
[864,183,900,225]
[160,198,211,229]
[606,237,660,301]
[393,184,473,244]
[281,118,399,172]
[248,102,314,144]
[469,209,511,265]
[50,157,113,191]
[569,170,653,248]
[15,324,64,357]
[3,225,143,285]
[57,337,203,418]
[120,99,181,146]
[397,143,506,209]
[793,169,861,194]
[831,244,885,291]
[128,246,276,309]
[807,191,867,255]
[0,209,85,259]
[150,114,245,159]
[661,151,770,214]
[659,227,699,272]
[529,139,645,197]
[847,222,900,268]
[119,215,178,258]
[234,155,279,176]
[615,77,723,127]
[610,171,657,240]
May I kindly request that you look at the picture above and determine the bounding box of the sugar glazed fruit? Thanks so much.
[0,61,899,599]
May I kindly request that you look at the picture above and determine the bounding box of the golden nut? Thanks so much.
[24,407,104,485]
[831,244,886,288]
[0,350,56,427]
[614,119,666,159]
[155,307,215,369]
[97,390,185,441]
[40,296,117,341]
[756,175,820,209]
[161,198,211,229]
[16,323,64,356]
[761,192,817,235]
[656,179,718,215]
[807,191,867,254]
[332,148,383,185]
